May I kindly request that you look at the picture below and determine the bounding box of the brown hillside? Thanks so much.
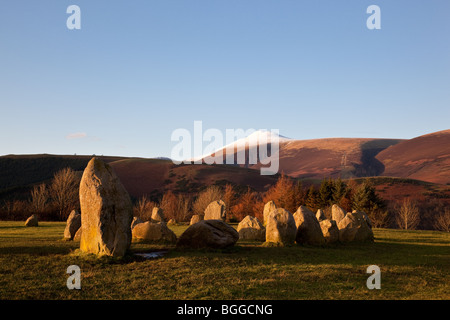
[217,138,402,179]
[376,130,450,184]
[274,138,401,179]
[109,159,279,200]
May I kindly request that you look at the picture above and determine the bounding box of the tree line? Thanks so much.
[0,168,448,232]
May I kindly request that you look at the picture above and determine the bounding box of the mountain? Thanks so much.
[376,130,450,184]
[255,137,402,179]
[197,130,403,180]
[197,129,450,185]
[189,130,290,162]
[0,130,448,204]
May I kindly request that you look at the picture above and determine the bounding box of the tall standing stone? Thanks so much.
[79,158,133,257]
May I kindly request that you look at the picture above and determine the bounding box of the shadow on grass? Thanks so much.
[1,235,448,270]
[166,239,450,269]
[0,244,76,255]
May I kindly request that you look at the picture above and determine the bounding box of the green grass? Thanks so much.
[0,221,448,300]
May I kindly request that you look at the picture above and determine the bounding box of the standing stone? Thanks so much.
[132,221,177,243]
[356,210,373,229]
[73,228,82,241]
[293,206,325,245]
[131,216,143,229]
[237,215,265,241]
[177,220,239,249]
[190,214,204,225]
[316,209,326,221]
[204,200,226,221]
[319,219,339,244]
[265,208,297,246]
[151,207,165,223]
[263,201,277,226]
[25,215,39,227]
[337,210,374,242]
[331,204,346,224]
[64,210,81,240]
[79,158,133,257]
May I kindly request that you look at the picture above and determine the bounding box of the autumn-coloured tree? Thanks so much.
[174,194,191,222]
[159,190,177,220]
[232,187,257,221]
[159,191,192,222]
[222,184,237,221]
[133,195,157,221]
[261,174,296,213]
[192,185,223,214]
[252,193,265,222]
[293,180,306,208]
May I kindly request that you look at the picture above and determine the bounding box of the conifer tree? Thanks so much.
[351,179,384,213]
[305,185,320,211]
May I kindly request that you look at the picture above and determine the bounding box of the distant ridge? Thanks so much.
[194,129,450,184]
[0,129,448,204]
[376,129,450,184]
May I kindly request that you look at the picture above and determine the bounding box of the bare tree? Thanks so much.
[192,185,223,215]
[1,200,29,220]
[369,208,390,228]
[133,196,157,221]
[50,168,80,220]
[395,198,420,230]
[160,191,191,222]
[30,183,48,213]
[2,200,13,220]
[174,194,191,222]
[222,184,236,221]
[434,208,450,232]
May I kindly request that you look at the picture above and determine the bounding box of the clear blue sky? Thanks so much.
[1,0,449,158]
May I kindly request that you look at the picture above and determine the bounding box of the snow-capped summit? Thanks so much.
[189,129,290,162]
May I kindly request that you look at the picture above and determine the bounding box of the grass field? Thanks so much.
[0,221,448,300]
